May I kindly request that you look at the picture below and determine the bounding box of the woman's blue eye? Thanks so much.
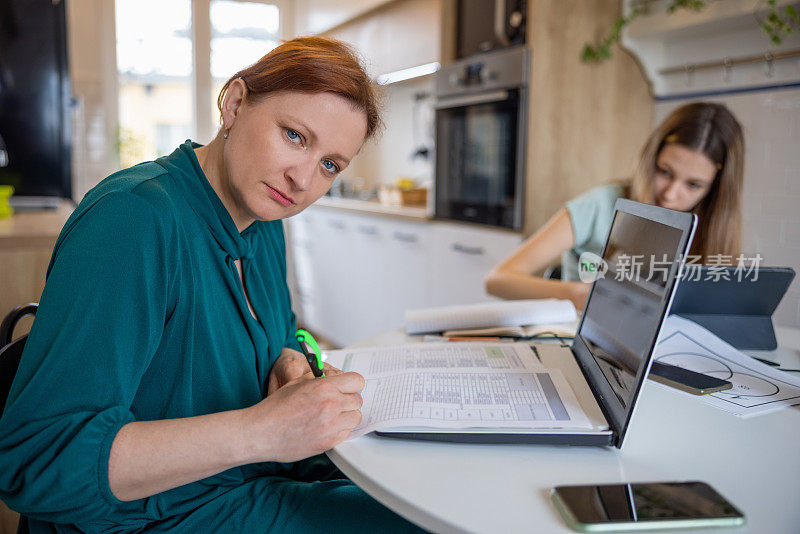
[286,129,301,143]
[322,159,339,174]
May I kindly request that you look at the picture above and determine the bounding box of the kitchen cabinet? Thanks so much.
[293,0,394,37]
[285,205,520,347]
[428,223,522,307]
[317,0,448,79]
[312,210,358,346]
[366,215,431,330]
[285,208,320,329]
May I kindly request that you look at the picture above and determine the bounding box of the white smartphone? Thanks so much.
[551,481,745,532]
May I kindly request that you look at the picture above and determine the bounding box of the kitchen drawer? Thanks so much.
[286,208,521,346]
[428,222,522,307]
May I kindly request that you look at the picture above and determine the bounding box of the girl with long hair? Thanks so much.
[486,102,745,309]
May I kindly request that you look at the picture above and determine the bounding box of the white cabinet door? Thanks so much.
[293,0,394,36]
[319,0,443,78]
[287,210,521,345]
[428,223,522,308]
[347,213,393,341]
[311,209,362,347]
[288,207,431,347]
[285,210,323,333]
[323,212,430,345]
[372,217,431,331]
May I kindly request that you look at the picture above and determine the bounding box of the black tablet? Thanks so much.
[670,266,796,350]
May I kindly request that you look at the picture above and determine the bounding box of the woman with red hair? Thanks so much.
[0,37,422,532]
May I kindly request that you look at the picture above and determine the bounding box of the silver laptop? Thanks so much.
[377,199,697,448]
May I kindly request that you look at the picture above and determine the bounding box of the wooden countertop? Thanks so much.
[0,200,74,248]
[313,196,431,221]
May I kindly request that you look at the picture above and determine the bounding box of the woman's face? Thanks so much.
[221,83,367,227]
[652,143,718,212]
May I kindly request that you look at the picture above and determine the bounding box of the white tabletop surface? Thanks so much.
[327,326,800,534]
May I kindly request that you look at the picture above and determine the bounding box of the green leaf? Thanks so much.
[581,44,599,63]
[785,5,800,25]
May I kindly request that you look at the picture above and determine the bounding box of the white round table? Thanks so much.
[327,327,800,533]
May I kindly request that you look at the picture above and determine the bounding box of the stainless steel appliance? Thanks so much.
[457,0,527,58]
[434,46,528,230]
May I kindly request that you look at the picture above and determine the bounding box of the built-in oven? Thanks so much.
[434,46,528,230]
[456,0,527,58]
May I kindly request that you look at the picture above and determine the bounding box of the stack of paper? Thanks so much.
[404,299,577,335]
[654,315,800,417]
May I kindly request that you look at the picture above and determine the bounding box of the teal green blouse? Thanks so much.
[0,142,305,530]
[561,184,625,281]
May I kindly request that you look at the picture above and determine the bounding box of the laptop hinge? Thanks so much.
[570,346,619,447]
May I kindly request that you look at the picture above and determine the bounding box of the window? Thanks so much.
[115,0,284,167]
[116,0,193,167]
[210,1,281,130]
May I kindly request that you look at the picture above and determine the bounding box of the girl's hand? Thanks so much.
[567,281,591,311]
[267,348,342,395]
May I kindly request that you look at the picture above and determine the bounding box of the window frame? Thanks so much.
[192,0,293,143]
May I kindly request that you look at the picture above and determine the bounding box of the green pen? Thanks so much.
[296,329,325,378]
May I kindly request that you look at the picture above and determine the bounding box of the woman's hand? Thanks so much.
[267,347,342,395]
[242,371,365,463]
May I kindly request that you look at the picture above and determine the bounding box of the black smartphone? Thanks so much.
[551,481,745,532]
[649,361,733,395]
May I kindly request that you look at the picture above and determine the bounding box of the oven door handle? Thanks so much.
[494,0,510,46]
[434,90,509,110]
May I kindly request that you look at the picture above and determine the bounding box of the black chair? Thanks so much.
[0,302,37,534]
[543,265,562,280]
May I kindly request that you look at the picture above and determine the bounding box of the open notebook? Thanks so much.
[323,343,593,439]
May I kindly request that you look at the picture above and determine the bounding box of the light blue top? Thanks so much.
[561,184,626,281]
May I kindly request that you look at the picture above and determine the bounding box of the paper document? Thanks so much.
[325,342,544,376]
[324,343,592,438]
[404,299,577,335]
[654,315,800,417]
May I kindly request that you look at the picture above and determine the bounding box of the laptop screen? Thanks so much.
[573,200,695,447]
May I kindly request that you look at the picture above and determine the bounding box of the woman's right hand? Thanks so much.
[240,371,365,463]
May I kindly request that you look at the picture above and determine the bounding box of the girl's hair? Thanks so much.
[629,102,744,261]
[217,36,382,140]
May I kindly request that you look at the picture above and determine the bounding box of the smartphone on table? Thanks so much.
[648,362,733,395]
[551,481,745,532]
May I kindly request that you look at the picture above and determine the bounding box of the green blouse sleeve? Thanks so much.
[0,191,172,523]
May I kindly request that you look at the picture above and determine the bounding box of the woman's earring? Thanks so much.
[223,128,229,139]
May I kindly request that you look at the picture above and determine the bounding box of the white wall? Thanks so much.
[66,0,120,202]
[657,87,800,328]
